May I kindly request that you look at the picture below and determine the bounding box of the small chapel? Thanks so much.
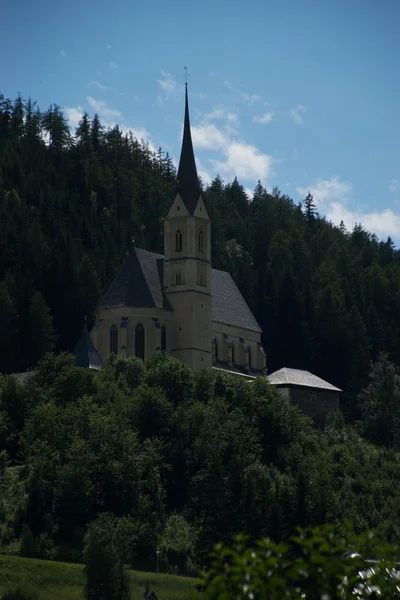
[88,84,267,377]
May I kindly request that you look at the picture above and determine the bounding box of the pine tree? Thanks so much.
[304,191,317,221]
[27,291,56,367]
[0,281,19,373]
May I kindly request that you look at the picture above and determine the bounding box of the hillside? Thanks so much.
[1,94,400,418]
[2,352,400,570]
[0,554,195,600]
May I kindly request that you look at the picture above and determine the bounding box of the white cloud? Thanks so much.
[252,112,273,125]
[157,71,177,97]
[109,60,118,69]
[191,123,229,151]
[196,158,212,186]
[87,96,121,120]
[89,80,110,91]
[65,106,84,130]
[389,178,399,192]
[212,141,273,181]
[106,43,112,49]
[297,176,400,238]
[60,50,66,57]
[290,105,306,125]
[297,177,353,205]
[157,95,164,107]
[191,102,273,184]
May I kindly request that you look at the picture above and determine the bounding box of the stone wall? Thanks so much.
[288,386,339,426]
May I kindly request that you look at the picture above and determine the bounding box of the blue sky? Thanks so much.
[1,0,400,241]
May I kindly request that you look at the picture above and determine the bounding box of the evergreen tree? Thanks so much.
[27,291,56,367]
[0,281,19,373]
[304,191,317,221]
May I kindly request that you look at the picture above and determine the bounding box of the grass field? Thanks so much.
[0,554,197,599]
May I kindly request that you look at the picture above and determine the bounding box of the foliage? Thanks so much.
[358,352,400,447]
[83,513,136,600]
[1,353,400,570]
[1,93,400,419]
[201,524,400,599]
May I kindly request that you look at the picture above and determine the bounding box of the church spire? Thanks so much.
[175,83,200,214]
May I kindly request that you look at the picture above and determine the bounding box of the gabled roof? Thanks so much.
[212,269,261,332]
[268,367,342,392]
[98,249,261,333]
[73,325,103,370]
[173,84,201,215]
[100,248,172,310]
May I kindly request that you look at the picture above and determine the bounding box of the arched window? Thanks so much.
[175,273,181,285]
[110,325,118,355]
[248,346,252,369]
[231,343,235,365]
[135,323,145,360]
[175,229,182,252]
[198,230,204,253]
[161,325,166,352]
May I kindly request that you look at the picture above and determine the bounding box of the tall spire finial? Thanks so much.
[184,65,188,85]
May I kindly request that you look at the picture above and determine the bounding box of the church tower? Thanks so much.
[163,83,212,370]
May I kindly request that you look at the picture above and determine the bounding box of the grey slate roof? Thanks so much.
[268,367,342,392]
[73,325,103,370]
[100,248,172,311]
[211,269,261,332]
[99,249,261,333]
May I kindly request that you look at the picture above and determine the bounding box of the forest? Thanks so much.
[2,350,400,574]
[2,93,400,570]
[1,94,399,421]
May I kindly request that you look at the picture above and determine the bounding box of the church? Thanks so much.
[89,85,267,378]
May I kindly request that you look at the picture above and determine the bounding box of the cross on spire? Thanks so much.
[184,65,189,85]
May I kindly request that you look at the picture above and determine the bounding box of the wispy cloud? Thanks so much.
[252,112,273,125]
[87,96,121,119]
[389,178,399,192]
[204,106,238,122]
[106,43,112,49]
[157,71,178,97]
[290,105,306,125]
[224,80,261,105]
[298,176,400,238]
[89,80,110,91]
[109,60,118,69]
[60,50,66,57]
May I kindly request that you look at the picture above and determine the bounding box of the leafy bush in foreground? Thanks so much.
[201,523,400,599]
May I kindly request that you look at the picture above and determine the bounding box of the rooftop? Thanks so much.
[268,367,342,392]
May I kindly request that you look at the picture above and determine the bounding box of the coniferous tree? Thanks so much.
[27,291,56,367]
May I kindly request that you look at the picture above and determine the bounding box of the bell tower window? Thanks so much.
[198,230,204,253]
[175,229,183,252]
[161,325,167,351]
[176,273,181,285]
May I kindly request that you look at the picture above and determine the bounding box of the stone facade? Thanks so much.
[276,385,340,425]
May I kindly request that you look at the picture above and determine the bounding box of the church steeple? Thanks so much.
[175,84,200,215]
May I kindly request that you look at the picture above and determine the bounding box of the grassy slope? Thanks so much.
[0,555,197,600]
